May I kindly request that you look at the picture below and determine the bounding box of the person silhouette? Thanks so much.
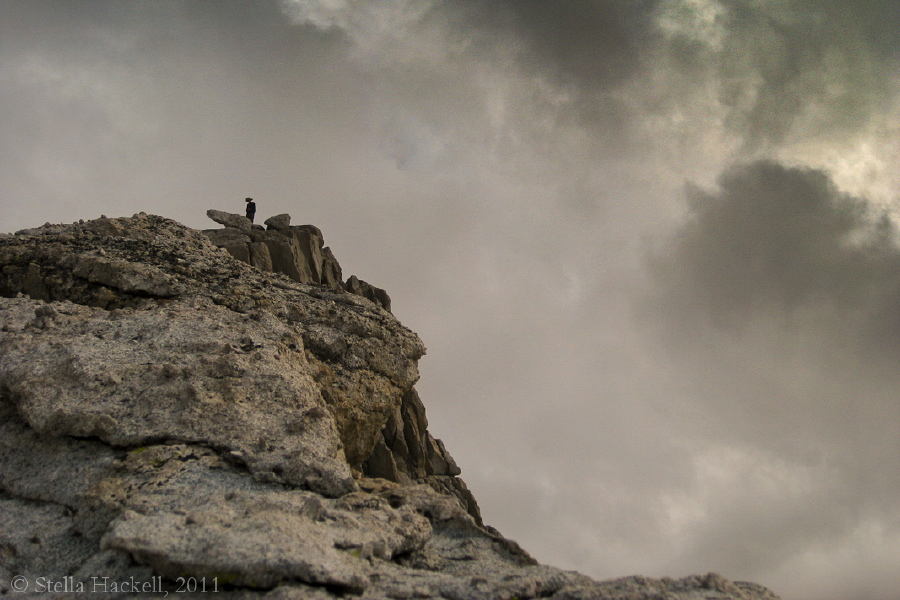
[245,197,256,223]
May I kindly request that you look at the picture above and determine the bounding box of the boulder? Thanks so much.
[321,246,343,291]
[222,242,250,263]
[291,225,326,285]
[202,212,384,300]
[248,241,273,271]
[264,213,292,230]
[263,233,316,283]
[345,275,392,312]
[203,214,351,294]
[202,227,251,247]
[206,209,252,231]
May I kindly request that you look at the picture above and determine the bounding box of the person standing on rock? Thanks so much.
[245,197,257,223]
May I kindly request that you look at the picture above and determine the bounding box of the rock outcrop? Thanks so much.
[204,210,389,312]
[0,214,782,599]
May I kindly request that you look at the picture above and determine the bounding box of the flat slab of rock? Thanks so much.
[207,209,252,231]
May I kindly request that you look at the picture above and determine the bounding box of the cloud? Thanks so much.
[441,0,662,87]
[0,0,371,230]
[650,160,900,351]
[643,160,900,597]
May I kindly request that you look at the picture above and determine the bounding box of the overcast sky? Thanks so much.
[2,2,899,599]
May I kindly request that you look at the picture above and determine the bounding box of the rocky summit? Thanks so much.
[0,213,782,599]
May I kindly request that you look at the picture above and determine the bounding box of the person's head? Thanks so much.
[246,197,253,203]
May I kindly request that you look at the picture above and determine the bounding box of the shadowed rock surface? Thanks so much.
[0,214,782,599]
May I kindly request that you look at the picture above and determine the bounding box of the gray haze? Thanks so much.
[2,2,899,599]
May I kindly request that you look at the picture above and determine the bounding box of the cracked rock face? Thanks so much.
[0,214,782,599]
[0,298,353,497]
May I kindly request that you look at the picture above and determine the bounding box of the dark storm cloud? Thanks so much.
[645,161,900,450]
[663,0,900,148]
[438,0,899,149]
[788,0,900,57]
[442,0,662,89]
[429,0,666,145]
[644,160,900,594]
[651,160,900,353]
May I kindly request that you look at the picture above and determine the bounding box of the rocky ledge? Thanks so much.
[204,210,391,312]
[0,213,781,599]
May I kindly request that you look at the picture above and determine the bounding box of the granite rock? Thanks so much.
[203,210,390,311]
[206,209,253,231]
[264,213,292,231]
[0,214,782,600]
